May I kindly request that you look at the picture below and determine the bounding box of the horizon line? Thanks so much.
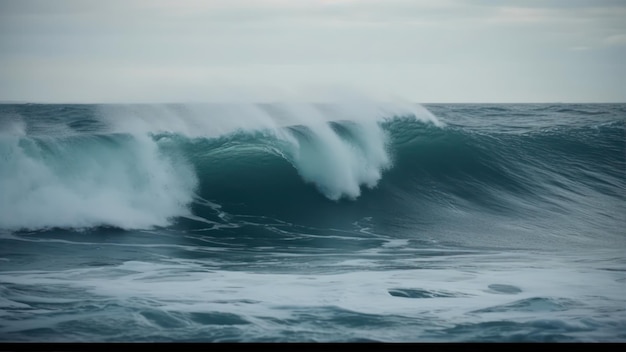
[1,100,625,105]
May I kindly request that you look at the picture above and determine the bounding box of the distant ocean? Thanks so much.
[0,102,625,342]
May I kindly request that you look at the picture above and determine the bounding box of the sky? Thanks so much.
[0,0,625,103]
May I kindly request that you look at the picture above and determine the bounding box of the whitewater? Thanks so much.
[0,102,625,342]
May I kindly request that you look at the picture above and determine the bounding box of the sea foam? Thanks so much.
[0,132,197,231]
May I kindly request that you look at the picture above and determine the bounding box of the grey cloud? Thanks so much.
[0,0,624,103]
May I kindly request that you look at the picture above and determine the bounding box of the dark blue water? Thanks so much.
[0,102,625,342]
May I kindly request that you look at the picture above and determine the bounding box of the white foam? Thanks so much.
[0,134,198,231]
[1,250,623,340]
[272,103,391,200]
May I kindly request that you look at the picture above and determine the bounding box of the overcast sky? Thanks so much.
[1,0,625,103]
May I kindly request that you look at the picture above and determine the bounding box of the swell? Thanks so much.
[0,103,624,234]
[387,119,625,200]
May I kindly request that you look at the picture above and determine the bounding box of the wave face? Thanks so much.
[0,103,624,240]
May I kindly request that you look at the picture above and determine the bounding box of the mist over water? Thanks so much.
[0,102,624,342]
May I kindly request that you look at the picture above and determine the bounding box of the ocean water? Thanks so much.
[0,102,624,342]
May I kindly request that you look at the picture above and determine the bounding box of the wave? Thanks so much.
[0,103,624,232]
[0,102,437,231]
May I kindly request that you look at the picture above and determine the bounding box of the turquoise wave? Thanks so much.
[0,103,624,234]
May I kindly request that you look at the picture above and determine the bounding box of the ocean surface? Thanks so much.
[0,102,624,342]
